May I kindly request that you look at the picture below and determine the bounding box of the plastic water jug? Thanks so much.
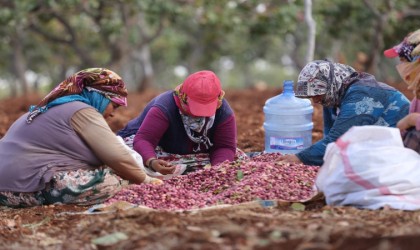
[263,80,314,154]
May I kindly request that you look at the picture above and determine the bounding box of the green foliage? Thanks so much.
[1,0,420,96]
[315,0,420,51]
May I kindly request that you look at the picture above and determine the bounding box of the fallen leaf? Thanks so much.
[92,232,128,246]
[290,203,305,211]
[236,170,244,181]
[22,216,51,229]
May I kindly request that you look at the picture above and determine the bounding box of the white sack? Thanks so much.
[316,126,420,210]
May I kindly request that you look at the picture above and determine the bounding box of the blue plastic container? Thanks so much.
[263,80,314,154]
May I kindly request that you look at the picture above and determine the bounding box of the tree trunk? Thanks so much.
[135,45,154,92]
[11,24,29,95]
[8,78,17,97]
[304,0,316,64]
[365,14,388,76]
[187,29,205,73]
[362,0,392,77]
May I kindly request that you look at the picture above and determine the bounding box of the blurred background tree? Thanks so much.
[0,0,419,98]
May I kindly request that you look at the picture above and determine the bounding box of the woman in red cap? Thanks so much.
[0,68,161,208]
[118,70,246,175]
[385,29,420,153]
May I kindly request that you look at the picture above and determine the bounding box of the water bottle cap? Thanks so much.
[282,80,294,96]
[263,82,313,115]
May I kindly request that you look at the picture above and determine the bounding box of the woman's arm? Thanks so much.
[397,113,420,132]
[297,93,381,166]
[210,115,237,165]
[71,108,147,184]
[133,107,170,166]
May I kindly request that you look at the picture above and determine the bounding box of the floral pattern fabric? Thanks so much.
[35,68,128,108]
[296,81,410,166]
[27,68,128,123]
[0,168,122,208]
[296,60,356,107]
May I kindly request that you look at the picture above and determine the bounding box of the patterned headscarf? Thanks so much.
[384,29,420,62]
[296,60,357,107]
[388,29,420,99]
[27,68,128,123]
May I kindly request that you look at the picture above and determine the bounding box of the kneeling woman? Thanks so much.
[0,68,159,207]
[117,70,247,175]
[278,60,410,166]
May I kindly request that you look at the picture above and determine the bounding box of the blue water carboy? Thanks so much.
[263,80,314,154]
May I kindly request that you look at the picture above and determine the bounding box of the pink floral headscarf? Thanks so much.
[34,68,128,109]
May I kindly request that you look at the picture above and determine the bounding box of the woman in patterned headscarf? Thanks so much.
[0,68,160,208]
[26,67,128,123]
[278,60,410,166]
[385,28,420,153]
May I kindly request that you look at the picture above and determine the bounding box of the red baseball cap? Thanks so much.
[383,42,403,58]
[180,70,222,117]
[384,29,420,61]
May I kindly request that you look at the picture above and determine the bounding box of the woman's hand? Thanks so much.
[148,158,176,175]
[397,113,420,133]
[143,175,163,185]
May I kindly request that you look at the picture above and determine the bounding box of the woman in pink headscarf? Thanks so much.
[384,28,420,153]
[0,68,160,208]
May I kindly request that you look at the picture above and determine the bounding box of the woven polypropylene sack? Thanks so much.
[316,126,420,210]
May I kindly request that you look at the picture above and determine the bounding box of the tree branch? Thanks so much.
[29,23,71,44]
[362,0,380,18]
[401,9,420,18]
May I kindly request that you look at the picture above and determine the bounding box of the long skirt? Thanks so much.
[0,168,122,208]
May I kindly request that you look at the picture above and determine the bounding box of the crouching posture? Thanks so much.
[0,68,159,207]
[117,70,247,175]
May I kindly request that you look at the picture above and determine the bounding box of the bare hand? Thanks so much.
[143,176,164,185]
[397,113,420,133]
[150,159,176,175]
